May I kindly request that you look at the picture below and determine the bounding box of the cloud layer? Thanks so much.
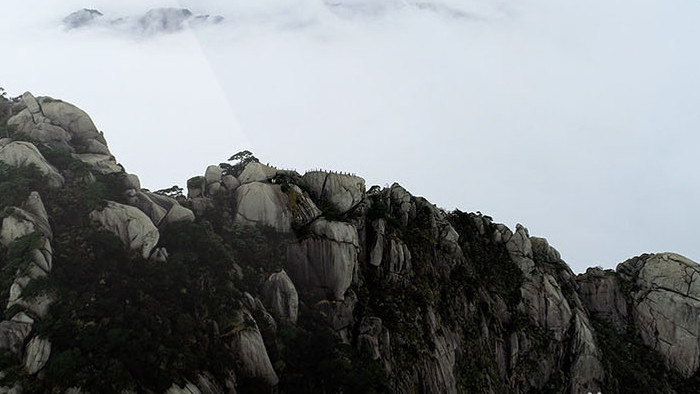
[2,0,699,272]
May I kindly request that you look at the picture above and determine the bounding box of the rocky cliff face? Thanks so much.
[0,91,698,393]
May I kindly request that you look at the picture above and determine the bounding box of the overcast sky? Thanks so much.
[2,0,699,273]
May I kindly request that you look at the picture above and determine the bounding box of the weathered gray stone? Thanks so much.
[150,247,169,263]
[84,139,110,155]
[568,311,604,394]
[286,219,358,300]
[229,311,279,387]
[577,267,629,332]
[369,219,386,267]
[187,176,205,199]
[0,210,42,247]
[358,317,384,360]
[261,270,299,325]
[39,97,105,145]
[233,183,291,232]
[221,174,240,192]
[190,197,214,217]
[123,173,141,190]
[387,238,412,283]
[24,336,51,375]
[29,240,53,274]
[7,286,52,319]
[302,171,365,214]
[163,205,195,224]
[0,142,64,187]
[7,93,73,152]
[195,372,224,394]
[520,273,572,341]
[285,185,322,227]
[316,290,357,344]
[89,201,159,259]
[618,253,700,377]
[388,183,415,226]
[531,237,562,265]
[237,162,276,184]
[72,153,122,175]
[165,381,201,394]
[126,189,167,226]
[127,191,194,226]
[204,165,223,186]
[7,93,110,157]
[506,224,535,274]
[0,313,34,354]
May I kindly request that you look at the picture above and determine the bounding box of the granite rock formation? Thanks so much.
[0,91,698,394]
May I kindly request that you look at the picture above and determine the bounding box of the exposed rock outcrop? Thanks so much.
[24,336,51,375]
[261,270,299,325]
[0,141,64,187]
[89,201,160,258]
[8,92,109,154]
[286,218,359,300]
[126,189,194,226]
[0,191,56,378]
[237,162,277,184]
[302,171,365,214]
[0,313,34,355]
[577,267,629,333]
[63,8,104,29]
[228,311,279,388]
[233,182,292,232]
[617,253,700,377]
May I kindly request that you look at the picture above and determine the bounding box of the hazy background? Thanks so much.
[2,0,699,273]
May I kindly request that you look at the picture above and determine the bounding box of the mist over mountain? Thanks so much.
[0,91,698,393]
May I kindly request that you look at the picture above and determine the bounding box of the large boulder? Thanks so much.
[229,311,279,387]
[7,92,109,154]
[126,189,168,226]
[38,96,107,148]
[388,183,415,226]
[285,184,322,227]
[0,192,53,246]
[237,162,276,184]
[24,336,51,375]
[0,313,34,355]
[0,141,64,187]
[286,219,359,300]
[261,270,299,325]
[617,253,700,377]
[126,190,194,226]
[89,201,160,259]
[302,171,365,214]
[233,183,292,232]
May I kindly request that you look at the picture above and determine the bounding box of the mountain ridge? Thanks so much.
[0,91,698,393]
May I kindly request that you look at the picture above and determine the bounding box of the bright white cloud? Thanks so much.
[1,0,699,273]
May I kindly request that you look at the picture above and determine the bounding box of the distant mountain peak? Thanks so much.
[61,7,224,35]
[62,8,104,30]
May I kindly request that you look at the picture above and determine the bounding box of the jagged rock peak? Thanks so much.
[63,9,103,29]
[61,7,224,35]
